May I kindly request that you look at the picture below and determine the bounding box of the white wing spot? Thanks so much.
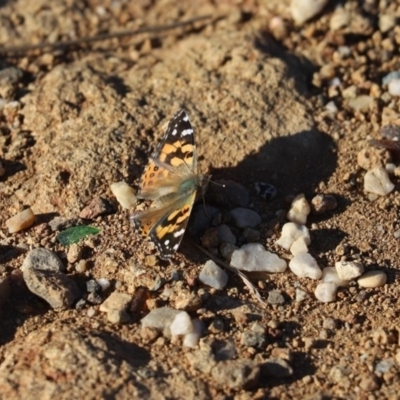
[173,243,179,250]
[183,115,189,122]
[164,240,170,246]
[173,228,185,237]
[171,129,178,136]
[181,128,193,137]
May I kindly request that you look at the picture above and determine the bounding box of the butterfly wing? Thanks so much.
[132,109,199,258]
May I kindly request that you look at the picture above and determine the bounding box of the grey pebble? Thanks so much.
[240,330,266,348]
[230,208,261,229]
[216,224,236,244]
[21,247,65,272]
[48,216,78,232]
[322,317,337,330]
[267,290,285,305]
[22,248,80,310]
[212,338,237,361]
[254,182,277,201]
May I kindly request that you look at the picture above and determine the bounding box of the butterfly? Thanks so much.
[132,109,209,259]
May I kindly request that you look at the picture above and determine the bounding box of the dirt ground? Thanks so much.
[1,0,400,399]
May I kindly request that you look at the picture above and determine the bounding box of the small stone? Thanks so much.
[96,278,111,291]
[21,248,65,272]
[87,279,102,294]
[254,182,277,201]
[375,358,394,374]
[330,7,350,30]
[290,0,328,25]
[388,79,400,96]
[290,236,309,255]
[141,306,181,336]
[75,260,88,273]
[211,359,260,390]
[276,222,311,251]
[79,197,115,219]
[87,292,102,305]
[364,167,394,196]
[379,14,396,33]
[183,318,204,348]
[230,208,261,228]
[67,243,81,264]
[322,317,337,330]
[348,95,373,112]
[240,330,266,348]
[230,243,287,273]
[48,217,78,231]
[311,194,337,214]
[286,194,310,225]
[99,292,132,319]
[382,71,400,85]
[208,317,225,333]
[23,268,80,310]
[314,282,337,302]
[173,291,202,311]
[267,290,285,305]
[321,267,349,287]
[357,270,387,288]
[107,309,130,324]
[199,260,229,290]
[335,261,364,281]
[6,208,36,233]
[110,181,137,209]
[170,311,193,336]
[289,253,322,279]
[216,224,236,244]
[295,288,310,302]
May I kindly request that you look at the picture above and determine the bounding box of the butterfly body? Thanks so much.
[132,109,208,259]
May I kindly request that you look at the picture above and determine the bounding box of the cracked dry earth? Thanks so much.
[1,0,400,399]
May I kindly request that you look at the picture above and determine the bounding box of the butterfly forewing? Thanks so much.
[132,109,205,259]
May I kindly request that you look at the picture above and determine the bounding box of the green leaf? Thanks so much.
[57,225,100,246]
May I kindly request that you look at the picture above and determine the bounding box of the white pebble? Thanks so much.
[364,167,394,196]
[230,243,287,273]
[289,253,322,279]
[87,307,96,317]
[314,282,337,302]
[287,194,310,225]
[183,318,204,348]
[170,311,193,336]
[199,260,229,289]
[325,101,338,114]
[321,267,349,287]
[96,278,111,291]
[335,261,364,281]
[6,208,36,233]
[290,236,309,255]
[290,0,328,25]
[388,79,400,96]
[110,181,137,209]
[276,222,311,251]
[358,270,387,288]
